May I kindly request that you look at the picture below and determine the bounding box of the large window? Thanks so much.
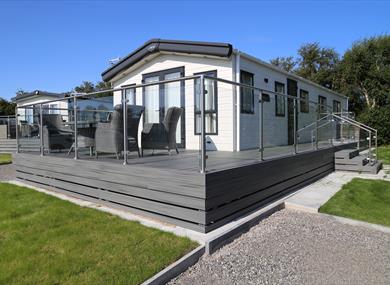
[194,70,218,135]
[318,95,328,116]
[299,89,309,113]
[333,100,341,113]
[240,70,254,114]
[275,81,285,116]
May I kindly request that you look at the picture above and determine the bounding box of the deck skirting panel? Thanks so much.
[13,143,355,233]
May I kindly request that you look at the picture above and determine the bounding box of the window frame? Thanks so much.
[122,83,136,105]
[299,89,309,113]
[333,99,341,113]
[275,81,286,117]
[318,95,328,115]
[193,70,218,135]
[240,70,255,114]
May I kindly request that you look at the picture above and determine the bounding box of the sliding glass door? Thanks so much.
[143,67,185,147]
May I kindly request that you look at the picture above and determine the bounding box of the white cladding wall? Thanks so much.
[17,97,69,122]
[239,56,348,150]
[111,54,235,151]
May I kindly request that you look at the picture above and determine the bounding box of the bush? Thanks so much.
[357,106,390,145]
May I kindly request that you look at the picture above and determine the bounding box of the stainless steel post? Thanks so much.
[122,90,128,165]
[200,75,206,173]
[73,96,78,160]
[315,106,319,150]
[293,98,297,154]
[368,131,372,164]
[375,130,378,162]
[15,106,19,153]
[7,116,10,139]
[260,92,264,161]
[39,104,44,156]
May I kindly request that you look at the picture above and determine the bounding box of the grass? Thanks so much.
[319,178,390,227]
[0,153,12,164]
[378,145,390,165]
[0,183,198,285]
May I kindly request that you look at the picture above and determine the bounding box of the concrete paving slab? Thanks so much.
[285,170,390,213]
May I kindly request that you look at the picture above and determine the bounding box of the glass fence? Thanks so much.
[15,75,375,172]
[0,115,16,139]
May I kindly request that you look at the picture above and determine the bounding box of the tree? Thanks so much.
[270,56,297,72]
[335,35,390,112]
[0,98,16,115]
[295,42,340,89]
[74,81,95,94]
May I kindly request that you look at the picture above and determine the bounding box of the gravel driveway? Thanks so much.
[170,209,390,285]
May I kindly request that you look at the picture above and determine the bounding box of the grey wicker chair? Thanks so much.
[42,114,73,152]
[95,104,144,159]
[141,107,183,156]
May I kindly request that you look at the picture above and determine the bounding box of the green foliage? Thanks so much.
[269,56,297,72]
[0,153,12,164]
[319,178,390,226]
[0,98,16,115]
[377,145,390,164]
[295,42,340,89]
[335,35,390,112]
[0,183,198,285]
[73,81,112,98]
[357,106,390,145]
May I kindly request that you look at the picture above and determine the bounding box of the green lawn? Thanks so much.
[319,178,390,227]
[378,145,390,164]
[0,153,12,164]
[0,183,198,285]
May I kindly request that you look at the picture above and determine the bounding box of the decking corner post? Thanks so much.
[39,104,44,156]
[368,130,372,163]
[293,98,297,154]
[7,116,10,139]
[122,89,128,165]
[315,106,319,150]
[200,75,206,173]
[73,96,78,160]
[375,130,378,162]
[15,106,19,153]
[260,91,264,161]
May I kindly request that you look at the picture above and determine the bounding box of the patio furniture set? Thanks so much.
[37,105,183,158]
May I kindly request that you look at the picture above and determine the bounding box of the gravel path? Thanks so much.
[0,164,15,181]
[170,209,390,285]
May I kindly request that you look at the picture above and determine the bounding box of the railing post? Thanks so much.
[15,106,19,153]
[200,75,206,173]
[375,130,378,162]
[7,116,10,139]
[293,98,297,154]
[315,106,319,150]
[260,92,264,161]
[122,89,128,165]
[368,131,372,164]
[73,96,78,160]
[39,104,44,156]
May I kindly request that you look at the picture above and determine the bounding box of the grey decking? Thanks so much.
[13,143,356,233]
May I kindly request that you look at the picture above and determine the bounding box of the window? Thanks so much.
[318,95,328,116]
[194,70,218,135]
[124,84,136,105]
[299,89,309,113]
[240,70,254,114]
[275,81,285,116]
[333,100,341,113]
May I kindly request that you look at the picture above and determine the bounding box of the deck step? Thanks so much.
[335,156,368,166]
[335,160,383,174]
[334,149,359,159]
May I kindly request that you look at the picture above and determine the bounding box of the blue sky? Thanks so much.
[0,0,388,100]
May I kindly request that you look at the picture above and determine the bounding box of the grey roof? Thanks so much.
[101,39,233,82]
[12,90,65,102]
